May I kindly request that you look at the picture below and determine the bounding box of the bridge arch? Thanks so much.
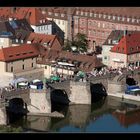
[90,83,107,102]
[6,98,28,123]
[50,89,70,107]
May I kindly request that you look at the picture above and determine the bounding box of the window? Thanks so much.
[63,20,64,25]
[22,64,24,70]
[99,14,101,18]
[102,23,105,28]
[90,12,92,17]
[113,16,116,20]
[85,12,88,16]
[81,11,83,15]
[122,17,125,21]
[104,56,107,60]
[98,22,100,28]
[48,12,52,15]
[55,13,58,16]
[132,18,135,23]
[117,16,120,21]
[127,18,130,22]
[94,13,97,17]
[23,59,24,62]
[16,39,18,42]
[11,66,13,72]
[103,14,106,19]
[21,40,23,43]
[32,63,33,67]
[76,11,79,15]
[108,15,111,19]
[130,48,134,51]
[45,66,47,69]
[0,38,4,43]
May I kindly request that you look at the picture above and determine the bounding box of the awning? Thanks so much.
[112,58,124,63]
[57,62,75,67]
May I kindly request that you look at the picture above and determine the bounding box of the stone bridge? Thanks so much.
[0,88,51,125]
[48,70,140,105]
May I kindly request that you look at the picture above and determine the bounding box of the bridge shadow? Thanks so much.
[90,83,107,103]
[6,98,28,123]
[51,89,70,114]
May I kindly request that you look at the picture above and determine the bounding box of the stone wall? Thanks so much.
[0,108,7,125]
[69,81,91,104]
[28,89,51,113]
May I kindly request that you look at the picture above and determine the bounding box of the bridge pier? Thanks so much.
[28,89,51,114]
[69,81,91,105]
[0,107,7,125]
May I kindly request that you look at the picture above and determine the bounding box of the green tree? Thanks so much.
[63,39,72,51]
[72,33,88,52]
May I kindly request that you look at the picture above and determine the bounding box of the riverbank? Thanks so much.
[108,92,140,102]
[27,111,64,118]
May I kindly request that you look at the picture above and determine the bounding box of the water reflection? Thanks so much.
[9,97,140,132]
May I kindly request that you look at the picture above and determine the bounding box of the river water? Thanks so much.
[6,96,140,133]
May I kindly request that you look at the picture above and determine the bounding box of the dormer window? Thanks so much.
[99,14,101,18]
[48,12,52,15]
[117,16,120,21]
[94,13,97,17]
[122,17,125,21]
[76,11,79,15]
[61,14,65,17]
[108,15,111,19]
[16,39,18,43]
[55,13,58,16]
[103,14,106,19]
[85,12,88,16]
[127,18,130,22]
[90,12,92,17]
[113,16,116,20]
[132,18,135,23]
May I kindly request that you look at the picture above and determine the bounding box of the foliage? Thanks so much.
[63,33,88,53]
[0,125,23,133]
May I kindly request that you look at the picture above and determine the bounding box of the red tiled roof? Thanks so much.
[38,50,103,72]
[0,44,40,62]
[28,32,56,47]
[3,7,47,25]
[111,33,140,55]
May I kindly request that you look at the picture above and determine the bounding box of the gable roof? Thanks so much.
[27,32,57,47]
[103,30,140,45]
[111,33,140,55]
[0,44,40,62]
[13,8,47,26]
[0,19,33,40]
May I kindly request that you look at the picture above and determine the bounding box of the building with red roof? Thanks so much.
[109,32,140,68]
[27,32,62,51]
[0,44,44,81]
